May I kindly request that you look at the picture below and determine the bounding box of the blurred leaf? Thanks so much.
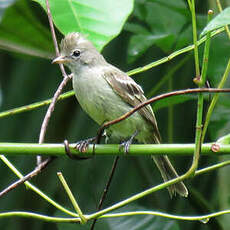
[127,0,188,62]
[144,0,187,36]
[134,0,187,23]
[128,33,172,63]
[217,133,230,144]
[106,205,180,230]
[0,0,16,20]
[207,35,230,84]
[153,94,197,111]
[201,7,230,37]
[209,93,230,141]
[124,22,149,34]
[34,0,134,51]
[0,0,54,58]
[209,102,230,141]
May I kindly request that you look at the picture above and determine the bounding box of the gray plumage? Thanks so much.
[54,32,188,197]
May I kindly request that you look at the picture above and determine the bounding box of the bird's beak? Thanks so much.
[52,55,68,64]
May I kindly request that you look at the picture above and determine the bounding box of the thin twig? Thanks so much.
[57,172,87,224]
[39,0,69,144]
[0,155,77,216]
[0,0,71,197]
[0,158,53,197]
[37,0,71,165]
[45,0,66,77]
[90,157,120,230]
[97,88,230,142]
[38,75,71,145]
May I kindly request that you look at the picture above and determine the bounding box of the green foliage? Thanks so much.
[34,0,134,51]
[201,7,230,37]
[126,0,189,62]
[0,0,54,58]
[0,0,230,230]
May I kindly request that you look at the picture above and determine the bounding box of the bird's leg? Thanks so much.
[120,130,138,154]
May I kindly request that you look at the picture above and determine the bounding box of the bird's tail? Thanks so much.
[152,155,188,197]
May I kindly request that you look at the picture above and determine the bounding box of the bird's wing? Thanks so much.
[103,66,161,141]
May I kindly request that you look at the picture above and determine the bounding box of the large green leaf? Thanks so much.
[201,7,230,37]
[34,0,134,51]
[0,0,54,58]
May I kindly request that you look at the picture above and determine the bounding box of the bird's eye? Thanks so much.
[72,50,81,57]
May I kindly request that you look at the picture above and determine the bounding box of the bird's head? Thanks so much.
[52,32,104,71]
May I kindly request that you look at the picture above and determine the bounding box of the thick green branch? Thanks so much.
[0,142,229,156]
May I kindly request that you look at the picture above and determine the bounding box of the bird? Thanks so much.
[52,32,188,197]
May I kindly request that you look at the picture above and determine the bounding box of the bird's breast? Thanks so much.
[72,67,124,125]
[72,67,153,143]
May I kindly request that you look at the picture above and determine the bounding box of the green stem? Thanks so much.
[190,93,203,176]
[184,0,202,178]
[0,142,230,156]
[1,208,230,223]
[89,158,230,220]
[0,211,81,223]
[188,0,200,77]
[199,10,213,86]
[127,27,224,77]
[99,210,230,222]
[0,91,75,119]
[1,159,230,223]
[57,172,87,224]
[195,160,230,176]
[0,155,78,217]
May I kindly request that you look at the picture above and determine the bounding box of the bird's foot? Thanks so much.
[64,139,91,160]
[120,131,138,154]
[75,136,97,153]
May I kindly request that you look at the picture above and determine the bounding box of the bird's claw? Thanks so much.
[120,140,132,154]
[64,139,89,160]
[119,131,138,155]
[75,137,96,153]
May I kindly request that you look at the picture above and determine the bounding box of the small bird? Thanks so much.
[52,32,188,197]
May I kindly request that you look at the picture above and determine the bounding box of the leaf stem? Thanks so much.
[57,172,87,224]
[187,0,200,77]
